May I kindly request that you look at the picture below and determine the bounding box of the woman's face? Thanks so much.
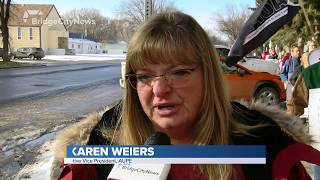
[135,63,204,139]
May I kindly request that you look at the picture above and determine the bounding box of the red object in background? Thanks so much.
[262,51,272,60]
[272,143,320,180]
[281,53,291,68]
[261,52,266,60]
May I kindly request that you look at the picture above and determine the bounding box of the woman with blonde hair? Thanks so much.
[54,11,319,180]
[121,10,231,180]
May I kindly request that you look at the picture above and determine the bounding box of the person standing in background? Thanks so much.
[301,40,317,68]
[280,44,301,103]
[288,41,318,94]
[287,61,320,116]
[268,48,278,59]
[280,48,291,71]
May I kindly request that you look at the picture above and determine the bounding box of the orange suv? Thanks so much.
[215,45,285,105]
[220,61,285,105]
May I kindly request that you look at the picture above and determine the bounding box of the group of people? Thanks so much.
[52,11,320,180]
[261,48,278,60]
[280,40,318,105]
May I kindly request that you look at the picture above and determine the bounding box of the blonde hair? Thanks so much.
[119,11,233,179]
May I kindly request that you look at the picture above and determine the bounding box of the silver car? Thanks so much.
[10,47,45,60]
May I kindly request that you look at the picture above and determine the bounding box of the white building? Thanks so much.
[68,38,102,54]
[102,41,128,54]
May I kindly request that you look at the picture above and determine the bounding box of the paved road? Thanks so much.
[0,61,124,179]
[0,61,122,104]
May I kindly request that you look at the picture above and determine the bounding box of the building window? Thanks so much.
[78,45,81,49]
[29,27,33,40]
[17,27,22,39]
[72,44,74,48]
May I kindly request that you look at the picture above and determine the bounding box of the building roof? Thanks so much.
[9,4,55,27]
[69,38,102,45]
[69,32,98,42]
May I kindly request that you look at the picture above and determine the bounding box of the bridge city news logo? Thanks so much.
[23,9,95,26]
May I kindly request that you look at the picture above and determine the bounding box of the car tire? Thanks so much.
[254,87,279,105]
[29,55,35,60]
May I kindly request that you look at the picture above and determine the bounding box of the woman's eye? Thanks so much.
[172,69,191,76]
[136,74,152,82]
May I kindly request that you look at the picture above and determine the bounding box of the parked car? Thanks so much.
[239,58,280,75]
[214,45,285,104]
[65,48,76,55]
[220,61,285,105]
[119,60,286,105]
[10,47,45,60]
[214,45,230,62]
[214,45,280,75]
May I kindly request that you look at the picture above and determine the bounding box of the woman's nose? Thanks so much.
[151,78,172,97]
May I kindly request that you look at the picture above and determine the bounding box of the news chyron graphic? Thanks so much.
[64,145,266,164]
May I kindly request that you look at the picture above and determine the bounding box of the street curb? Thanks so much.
[0,64,47,69]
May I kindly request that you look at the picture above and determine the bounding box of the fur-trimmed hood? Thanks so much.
[50,101,311,179]
[243,101,311,144]
[53,112,103,160]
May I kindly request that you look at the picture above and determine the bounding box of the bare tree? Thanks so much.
[214,5,250,44]
[116,0,177,41]
[0,0,11,62]
[209,33,227,46]
[118,0,145,25]
[116,22,137,43]
[101,19,124,43]
[255,0,264,8]
[63,8,112,42]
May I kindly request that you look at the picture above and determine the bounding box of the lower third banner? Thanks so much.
[64,145,266,164]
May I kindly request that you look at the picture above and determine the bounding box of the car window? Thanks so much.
[219,61,238,74]
[216,48,230,58]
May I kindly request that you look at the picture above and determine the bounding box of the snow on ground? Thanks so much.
[43,53,126,61]
[16,139,54,180]
[12,54,126,65]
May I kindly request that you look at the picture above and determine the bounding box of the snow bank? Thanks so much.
[43,54,126,61]
[16,140,54,180]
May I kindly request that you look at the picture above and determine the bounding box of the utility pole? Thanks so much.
[144,0,152,21]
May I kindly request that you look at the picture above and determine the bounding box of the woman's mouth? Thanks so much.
[154,104,179,117]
